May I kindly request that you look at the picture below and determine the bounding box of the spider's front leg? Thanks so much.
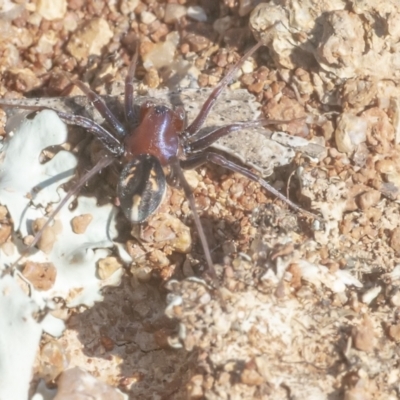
[183,42,263,138]
[72,80,127,137]
[0,100,124,157]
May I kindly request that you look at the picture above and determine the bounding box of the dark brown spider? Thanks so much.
[0,42,317,282]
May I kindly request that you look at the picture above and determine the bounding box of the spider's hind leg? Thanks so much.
[169,156,219,285]
[181,151,321,221]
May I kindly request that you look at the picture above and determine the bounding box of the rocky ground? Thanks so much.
[1,0,400,399]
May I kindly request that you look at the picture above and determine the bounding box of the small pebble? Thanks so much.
[187,6,207,22]
[352,316,375,352]
[357,190,381,210]
[6,68,41,92]
[32,218,61,254]
[187,375,204,398]
[389,323,400,341]
[183,169,200,190]
[97,256,123,280]
[140,11,157,25]
[71,213,93,234]
[36,0,66,20]
[22,261,57,291]
[375,159,396,174]
[66,18,113,62]
[36,31,58,55]
[241,60,254,74]
[56,367,125,399]
[185,33,210,52]
[335,113,367,154]
[361,286,381,304]
[120,0,139,15]
[390,227,400,253]
[142,31,179,70]
[164,4,187,24]
[144,67,160,88]
[390,291,400,307]
[213,16,233,34]
[240,369,264,386]
[344,386,371,400]
[39,341,69,382]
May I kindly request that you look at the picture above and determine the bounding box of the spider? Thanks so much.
[0,41,317,283]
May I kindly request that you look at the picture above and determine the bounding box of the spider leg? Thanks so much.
[169,156,218,284]
[0,101,123,156]
[181,151,322,220]
[184,118,301,153]
[184,42,263,137]
[11,156,115,267]
[72,80,127,137]
[125,48,139,124]
[56,111,124,156]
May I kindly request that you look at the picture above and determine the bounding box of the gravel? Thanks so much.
[1,0,400,399]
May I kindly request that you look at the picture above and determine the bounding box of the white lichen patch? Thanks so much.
[0,110,121,309]
[0,275,43,400]
[0,110,76,235]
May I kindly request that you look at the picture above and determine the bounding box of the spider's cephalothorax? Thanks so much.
[0,42,318,282]
[124,102,184,164]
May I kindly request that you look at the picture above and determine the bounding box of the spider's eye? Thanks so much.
[117,154,166,223]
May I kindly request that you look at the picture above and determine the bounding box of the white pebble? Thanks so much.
[335,113,367,154]
[361,286,381,304]
[142,31,179,70]
[199,292,211,304]
[66,18,113,61]
[141,11,157,24]
[164,4,187,24]
[390,264,400,280]
[241,60,254,74]
[120,0,139,15]
[390,291,400,307]
[36,31,58,54]
[187,6,207,22]
[37,0,66,20]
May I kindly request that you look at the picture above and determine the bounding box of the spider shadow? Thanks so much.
[66,272,195,399]
[15,168,76,235]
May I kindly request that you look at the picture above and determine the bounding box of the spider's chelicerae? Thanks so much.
[0,42,317,283]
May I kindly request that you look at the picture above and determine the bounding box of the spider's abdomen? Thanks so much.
[125,102,185,165]
[117,154,166,223]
